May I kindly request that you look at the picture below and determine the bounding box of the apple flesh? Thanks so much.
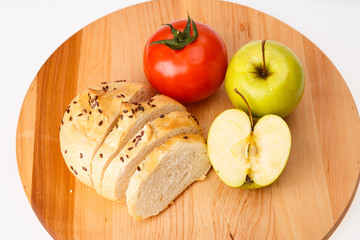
[225,40,305,118]
[207,109,291,188]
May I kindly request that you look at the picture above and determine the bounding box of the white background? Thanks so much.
[0,0,359,239]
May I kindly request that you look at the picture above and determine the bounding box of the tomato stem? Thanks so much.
[148,13,199,50]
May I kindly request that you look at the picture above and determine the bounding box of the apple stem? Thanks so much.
[234,88,254,131]
[261,39,267,77]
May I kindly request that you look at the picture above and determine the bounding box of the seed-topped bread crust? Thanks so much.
[91,94,186,192]
[100,111,202,202]
[59,81,155,186]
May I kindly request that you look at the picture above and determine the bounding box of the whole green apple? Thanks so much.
[225,40,305,118]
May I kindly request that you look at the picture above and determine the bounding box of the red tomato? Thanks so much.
[143,19,228,103]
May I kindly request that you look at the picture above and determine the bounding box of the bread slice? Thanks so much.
[100,111,202,202]
[91,95,186,192]
[126,134,211,219]
[59,81,155,187]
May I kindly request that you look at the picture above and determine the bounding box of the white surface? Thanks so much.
[0,0,359,239]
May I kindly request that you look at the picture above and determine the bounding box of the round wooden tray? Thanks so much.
[16,0,360,239]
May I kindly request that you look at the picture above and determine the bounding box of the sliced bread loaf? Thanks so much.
[100,111,202,202]
[126,133,211,219]
[91,95,186,192]
[59,81,155,187]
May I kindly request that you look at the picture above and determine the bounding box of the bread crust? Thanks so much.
[100,111,202,202]
[59,81,155,186]
[91,94,186,192]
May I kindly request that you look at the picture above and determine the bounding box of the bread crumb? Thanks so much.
[197,175,206,181]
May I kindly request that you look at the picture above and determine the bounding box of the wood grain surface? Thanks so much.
[16,0,360,239]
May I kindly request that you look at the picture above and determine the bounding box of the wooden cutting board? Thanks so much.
[16,0,360,239]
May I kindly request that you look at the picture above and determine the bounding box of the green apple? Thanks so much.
[225,40,305,118]
[207,90,291,188]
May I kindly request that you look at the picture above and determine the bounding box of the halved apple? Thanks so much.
[207,108,291,189]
